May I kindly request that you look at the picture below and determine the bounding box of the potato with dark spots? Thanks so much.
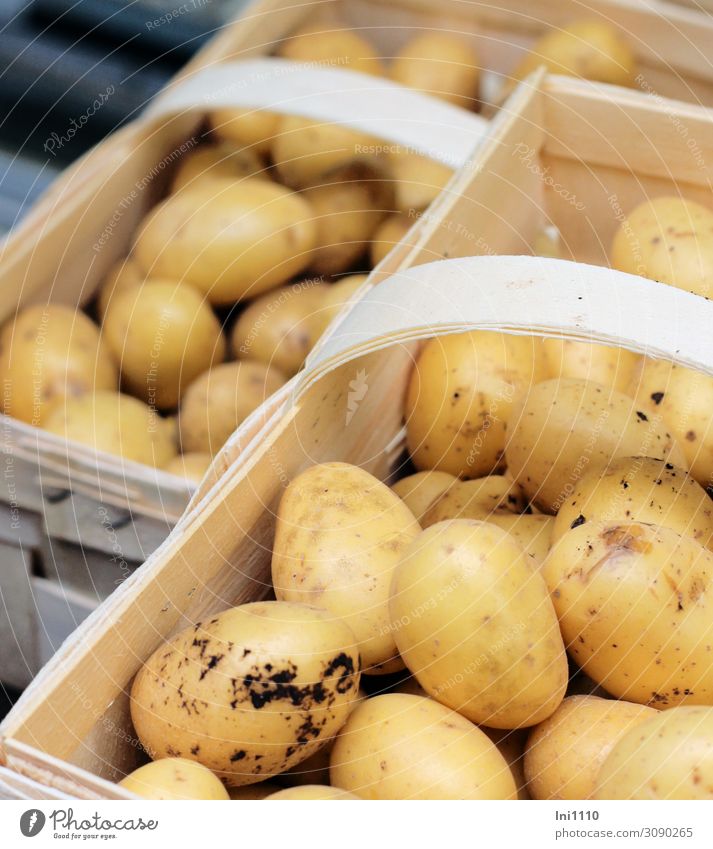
[272,463,420,674]
[119,757,229,800]
[594,707,713,799]
[544,521,713,708]
[421,474,527,528]
[524,696,655,800]
[330,693,517,799]
[265,785,359,800]
[130,601,360,787]
[390,520,568,728]
[483,512,554,568]
[391,470,456,523]
[552,456,713,549]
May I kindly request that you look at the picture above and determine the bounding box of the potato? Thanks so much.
[391,520,568,728]
[130,601,361,786]
[278,24,384,77]
[391,470,456,522]
[228,782,282,800]
[543,339,640,393]
[611,197,713,298]
[103,281,225,410]
[171,143,264,193]
[484,513,554,567]
[370,213,414,266]
[330,693,517,799]
[629,357,713,488]
[0,304,117,425]
[179,360,286,455]
[44,390,176,467]
[512,20,635,87]
[231,281,324,376]
[483,727,530,800]
[119,758,228,800]
[209,109,279,156]
[133,177,316,305]
[272,462,420,673]
[96,258,144,320]
[594,706,713,799]
[421,475,527,528]
[265,785,359,800]
[544,521,713,708]
[164,452,212,484]
[524,696,655,800]
[308,274,368,346]
[506,378,685,513]
[552,456,713,549]
[390,33,479,108]
[406,331,547,478]
[388,150,453,213]
[303,180,384,275]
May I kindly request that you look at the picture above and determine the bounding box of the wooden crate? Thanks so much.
[1,72,713,799]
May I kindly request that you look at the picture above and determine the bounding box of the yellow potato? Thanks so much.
[485,513,554,567]
[391,470,456,522]
[552,456,713,549]
[96,258,144,320]
[544,521,713,708]
[278,24,384,77]
[103,281,225,410]
[130,601,361,786]
[611,196,713,298]
[330,693,517,799]
[134,178,316,305]
[228,782,282,800]
[0,304,117,425]
[594,706,713,799]
[272,462,420,673]
[231,281,324,376]
[370,212,414,266]
[119,758,228,800]
[406,331,547,479]
[391,520,568,728]
[44,390,176,468]
[542,339,640,393]
[629,357,713,488]
[171,143,264,192]
[421,475,527,528]
[308,274,368,346]
[483,727,530,800]
[506,378,685,513]
[524,696,655,800]
[387,150,453,213]
[390,33,479,108]
[265,785,359,800]
[512,20,635,87]
[179,360,286,455]
[164,452,212,484]
[209,109,279,156]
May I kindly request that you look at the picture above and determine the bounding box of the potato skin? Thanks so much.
[544,521,713,708]
[391,520,568,728]
[278,25,384,77]
[119,757,229,800]
[406,331,547,479]
[209,109,279,156]
[96,258,144,320]
[272,462,420,673]
[524,696,655,800]
[485,513,554,567]
[594,707,713,799]
[130,601,361,786]
[170,143,264,193]
[265,785,359,800]
[611,197,713,298]
[370,213,414,267]
[164,452,212,484]
[330,693,517,799]
[552,456,713,549]
[506,378,685,513]
[391,470,456,523]
[387,150,453,213]
[421,475,527,528]
[543,339,640,393]
[133,178,316,305]
[307,274,368,347]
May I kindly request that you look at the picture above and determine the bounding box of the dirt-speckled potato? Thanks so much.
[406,331,547,479]
[179,360,286,455]
[506,378,685,513]
[272,462,420,674]
[133,177,316,305]
[552,456,713,549]
[629,357,713,488]
[0,304,117,425]
[524,696,655,800]
[484,513,554,568]
[387,150,453,213]
[370,213,414,266]
[96,258,145,320]
[130,601,361,787]
[391,470,456,523]
[308,274,368,347]
[265,785,359,800]
[209,109,279,156]
[391,520,568,728]
[594,707,713,799]
[611,197,713,298]
[171,143,264,193]
[330,693,517,799]
[278,24,384,77]
[544,521,713,708]
[421,475,527,528]
[119,757,229,800]
[543,339,641,393]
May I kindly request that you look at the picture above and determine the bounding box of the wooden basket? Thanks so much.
[2,71,713,799]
